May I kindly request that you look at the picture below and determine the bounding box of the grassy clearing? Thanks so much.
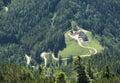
[82,31,104,52]
[58,32,89,57]
[58,30,103,58]
[59,21,104,57]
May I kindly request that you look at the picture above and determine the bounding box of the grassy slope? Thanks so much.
[82,31,104,52]
[58,32,89,57]
[58,27,103,58]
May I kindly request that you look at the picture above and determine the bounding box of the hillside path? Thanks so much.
[68,33,97,55]
[41,31,97,67]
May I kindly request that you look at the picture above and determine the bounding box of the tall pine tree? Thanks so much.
[74,56,90,83]
[55,71,67,83]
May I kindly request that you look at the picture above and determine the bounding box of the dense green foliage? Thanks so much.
[74,56,90,83]
[72,0,120,74]
[0,0,70,65]
[0,64,55,83]
[0,64,34,82]
[54,71,67,83]
[0,0,120,82]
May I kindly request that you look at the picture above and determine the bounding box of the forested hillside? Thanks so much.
[0,0,120,82]
[74,0,120,74]
[0,0,71,65]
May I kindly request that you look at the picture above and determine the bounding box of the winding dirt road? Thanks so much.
[40,52,71,67]
[25,54,31,65]
[41,18,98,66]
[68,33,97,55]
[40,52,49,67]
[40,31,98,67]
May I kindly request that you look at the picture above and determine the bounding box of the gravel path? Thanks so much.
[41,30,98,66]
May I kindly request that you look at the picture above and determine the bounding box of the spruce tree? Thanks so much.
[74,56,90,83]
[55,71,67,83]
[102,65,114,79]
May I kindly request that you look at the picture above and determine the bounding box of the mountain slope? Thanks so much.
[0,0,120,75]
[0,0,69,65]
